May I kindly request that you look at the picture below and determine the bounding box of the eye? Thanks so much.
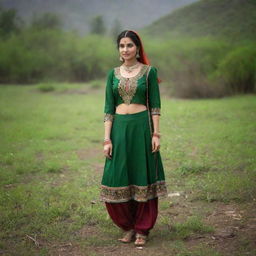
[127,43,134,48]
[119,44,125,48]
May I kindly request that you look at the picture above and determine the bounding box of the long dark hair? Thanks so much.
[116,30,142,50]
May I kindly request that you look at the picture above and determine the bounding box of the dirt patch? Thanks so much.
[49,243,84,256]
[164,196,256,256]
[53,86,102,95]
[76,147,103,160]
[204,202,256,256]
[90,162,104,174]
[35,151,44,161]
[56,88,89,95]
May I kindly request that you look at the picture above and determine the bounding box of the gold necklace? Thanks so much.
[122,62,140,73]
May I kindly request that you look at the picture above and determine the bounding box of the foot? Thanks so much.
[134,233,147,246]
[118,230,135,243]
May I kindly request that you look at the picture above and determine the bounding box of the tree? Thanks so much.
[31,12,62,30]
[90,15,106,35]
[0,8,22,38]
[110,18,122,39]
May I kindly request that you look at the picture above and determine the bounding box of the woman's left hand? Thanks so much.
[152,136,160,152]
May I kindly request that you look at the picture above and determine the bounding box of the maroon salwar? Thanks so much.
[105,198,158,236]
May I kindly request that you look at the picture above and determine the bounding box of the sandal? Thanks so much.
[118,230,135,243]
[134,233,147,246]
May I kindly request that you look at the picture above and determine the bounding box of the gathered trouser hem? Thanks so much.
[105,197,158,236]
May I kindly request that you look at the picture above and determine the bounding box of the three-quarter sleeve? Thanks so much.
[148,66,161,115]
[104,69,115,122]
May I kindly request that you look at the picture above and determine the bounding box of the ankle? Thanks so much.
[136,233,147,239]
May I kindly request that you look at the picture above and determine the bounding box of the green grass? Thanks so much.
[161,94,256,202]
[170,216,214,240]
[0,83,255,255]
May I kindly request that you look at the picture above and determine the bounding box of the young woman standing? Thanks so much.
[100,30,167,246]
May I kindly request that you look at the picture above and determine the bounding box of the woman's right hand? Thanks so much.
[103,143,112,159]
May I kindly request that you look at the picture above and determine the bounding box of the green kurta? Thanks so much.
[103,64,161,122]
[100,64,167,203]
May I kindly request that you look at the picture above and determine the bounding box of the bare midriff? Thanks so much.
[116,103,147,114]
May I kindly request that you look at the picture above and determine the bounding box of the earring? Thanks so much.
[119,56,124,62]
[136,51,140,58]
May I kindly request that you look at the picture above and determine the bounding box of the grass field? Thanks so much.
[0,83,255,256]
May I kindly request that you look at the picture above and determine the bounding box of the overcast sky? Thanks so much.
[1,0,198,33]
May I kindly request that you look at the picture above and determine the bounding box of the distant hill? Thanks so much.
[143,0,256,40]
[0,0,197,34]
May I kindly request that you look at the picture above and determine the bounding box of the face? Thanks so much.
[119,37,138,61]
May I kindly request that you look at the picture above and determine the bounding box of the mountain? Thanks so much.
[0,0,197,34]
[143,0,256,40]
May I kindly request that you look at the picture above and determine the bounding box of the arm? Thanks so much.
[104,120,112,141]
[152,116,160,152]
[151,115,160,134]
[148,66,161,152]
[103,69,115,158]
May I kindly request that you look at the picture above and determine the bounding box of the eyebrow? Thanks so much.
[119,43,134,46]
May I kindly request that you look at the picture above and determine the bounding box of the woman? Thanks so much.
[100,30,167,246]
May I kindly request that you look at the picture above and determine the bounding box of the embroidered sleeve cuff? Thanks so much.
[151,108,161,115]
[104,113,114,122]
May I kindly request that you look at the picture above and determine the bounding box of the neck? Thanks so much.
[124,58,138,67]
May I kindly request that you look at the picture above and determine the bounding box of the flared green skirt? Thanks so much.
[100,110,167,203]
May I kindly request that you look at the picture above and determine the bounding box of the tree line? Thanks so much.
[0,6,255,98]
[0,7,120,83]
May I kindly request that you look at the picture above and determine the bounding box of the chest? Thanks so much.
[113,65,149,104]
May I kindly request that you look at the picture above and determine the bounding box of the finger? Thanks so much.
[152,144,156,152]
[155,144,160,152]
[104,151,109,157]
[107,147,112,159]
[106,150,111,159]
[104,148,110,158]
[152,140,155,152]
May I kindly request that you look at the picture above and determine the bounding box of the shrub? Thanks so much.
[145,36,231,98]
[37,83,55,92]
[214,43,256,94]
[0,30,117,83]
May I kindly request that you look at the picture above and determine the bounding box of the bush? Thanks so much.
[145,36,231,98]
[37,83,55,92]
[214,43,256,94]
[0,30,117,83]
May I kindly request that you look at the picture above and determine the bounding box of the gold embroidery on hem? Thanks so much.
[114,64,148,105]
[151,108,161,115]
[104,113,114,122]
[100,181,167,203]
